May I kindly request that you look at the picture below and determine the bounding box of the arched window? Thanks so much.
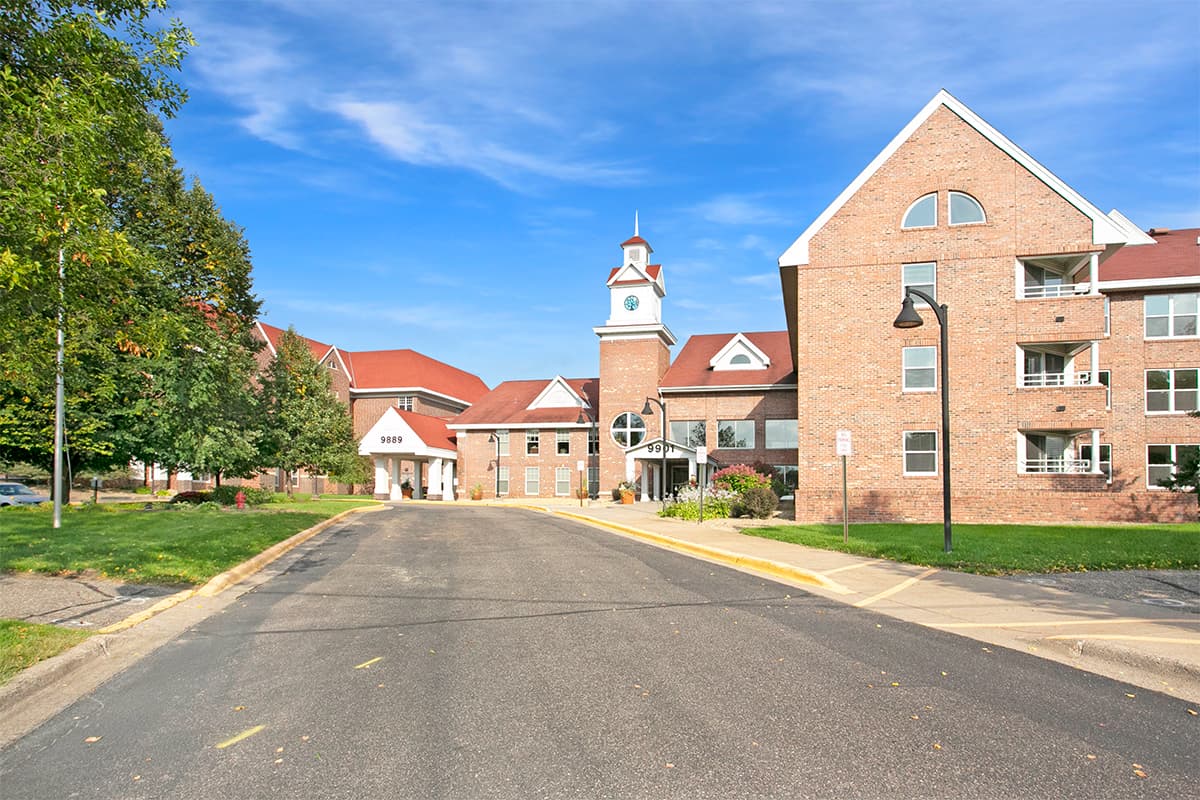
[902,193,936,229]
[730,354,752,365]
[610,412,646,447]
[949,191,985,225]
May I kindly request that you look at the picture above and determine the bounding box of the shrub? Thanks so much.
[170,491,210,505]
[712,464,772,495]
[208,486,274,506]
[659,486,738,521]
[735,486,779,519]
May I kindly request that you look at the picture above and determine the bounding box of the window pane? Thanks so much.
[1146,318,1170,337]
[902,193,936,228]
[1145,295,1170,315]
[1146,370,1170,390]
[1178,370,1198,390]
[1175,293,1198,315]
[1147,391,1170,412]
[765,419,797,449]
[1147,445,1173,465]
[903,263,936,302]
[1175,315,1198,337]
[555,467,571,495]
[497,467,509,494]
[949,192,985,224]
[556,430,570,455]
[906,452,937,473]
[525,467,539,494]
[718,420,753,448]
[905,431,936,452]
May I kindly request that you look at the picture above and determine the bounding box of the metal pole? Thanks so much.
[939,304,952,553]
[53,246,65,529]
[660,400,667,511]
[842,454,849,544]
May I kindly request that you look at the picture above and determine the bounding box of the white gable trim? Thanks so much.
[624,436,695,458]
[1106,210,1157,246]
[709,333,770,371]
[779,89,1131,268]
[608,262,654,286]
[255,321,278,357]
[358,407,455,460]
[527,376,590,411]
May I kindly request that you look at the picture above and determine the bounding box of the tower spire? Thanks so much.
[634,210,639,238]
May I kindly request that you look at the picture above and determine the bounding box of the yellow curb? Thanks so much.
[196,504,384,597]
[97,589,197,634]
[552,510,853,594]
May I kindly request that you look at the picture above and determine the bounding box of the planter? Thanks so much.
[471,490,484,501]
[401,487,414,499]
[620,491,634,505]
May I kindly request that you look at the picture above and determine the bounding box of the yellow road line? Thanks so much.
[216,725,265,750]
[933,618,1200,630]
[821,560,883,576]
[1043,634,1200,645]
[354,657,383,669]
[854,568,940,608]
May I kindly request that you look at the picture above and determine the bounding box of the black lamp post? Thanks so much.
[487,433,501,498]
[893,287,952,553]
[641,396,668,511]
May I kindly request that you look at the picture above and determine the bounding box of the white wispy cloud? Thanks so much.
[689,195,788,226]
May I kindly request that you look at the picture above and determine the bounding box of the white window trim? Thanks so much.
[902,346,937,392]
[497,466,510,496]
[556,429,571,455]
[1145,368,1199,415]
[718,419,755,450]
[524,466,539,496]
[526,429,540,455]
[764,419,798,450]
[947,191,986,226]
[902,262,937,305]
[554,467,571,496]
[1146,443,1199,490]
[901,192,937,230]
[903,430,938,476]
[1144,292,1200,340]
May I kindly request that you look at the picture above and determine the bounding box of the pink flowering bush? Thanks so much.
[711,464,772,495]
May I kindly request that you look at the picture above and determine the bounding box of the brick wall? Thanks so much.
[666,390,799,469]
[598,336,671,492]
[791,105,1197,523]
[457,428,598,499]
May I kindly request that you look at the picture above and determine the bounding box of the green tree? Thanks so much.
[0,1,193,480]
[259,328,360,496]
[1160,413,1200,505]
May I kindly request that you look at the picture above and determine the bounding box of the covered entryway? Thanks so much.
[624,438,718,502]
[360,408,457,501]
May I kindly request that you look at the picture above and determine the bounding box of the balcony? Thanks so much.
[1016,383,1108,430]
[1020,457,1093,474]
[1015,294,1106,343]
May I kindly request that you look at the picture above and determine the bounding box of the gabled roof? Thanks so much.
[527,376,590,411]
[257,321,333,363]
[621,234,652,250]
[1100,227,1200,286]
[359,407,456,456]
[607,263,663,284]
[709,332,771,371]
[341,349,489,404]
[661,331,796,390]
[450,378,599,427]
[779,89,1136,268]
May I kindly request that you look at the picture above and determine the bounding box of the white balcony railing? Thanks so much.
[1023,282,1087,299]
[1021,372,1105,388]
[1021,457,1093,474]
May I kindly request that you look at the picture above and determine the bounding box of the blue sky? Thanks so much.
[161,0,1200,388]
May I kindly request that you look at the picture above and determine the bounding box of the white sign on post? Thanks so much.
[696,446,708,465]
[836,429,852,457]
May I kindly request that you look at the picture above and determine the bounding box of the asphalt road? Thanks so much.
[2,506,1196,799]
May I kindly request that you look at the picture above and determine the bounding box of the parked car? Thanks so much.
[0,482,49,506]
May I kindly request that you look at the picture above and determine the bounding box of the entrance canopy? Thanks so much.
[624,437,721,501]
[360,408,456,500]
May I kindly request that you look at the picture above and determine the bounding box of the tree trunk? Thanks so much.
[215,470,222,488]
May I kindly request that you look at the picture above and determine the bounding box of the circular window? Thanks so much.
[611,412,646,447]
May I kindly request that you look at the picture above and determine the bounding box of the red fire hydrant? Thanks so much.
[235,490,246,510]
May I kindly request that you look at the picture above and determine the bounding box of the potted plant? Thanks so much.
[400,479,413,499]
[617,480,636,504]
[470,483,485,501]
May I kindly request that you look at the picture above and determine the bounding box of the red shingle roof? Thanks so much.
[396,409,456,451]
[1101,228,1200,283]
[621,235,651,249]
[258,321,332,362]
[341,349,489,403]
[607,264,662,284]
[661,331,796,389]
[451,378,599,426]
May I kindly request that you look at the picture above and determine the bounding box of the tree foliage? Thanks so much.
[259,329,360,494]
[0,1,194,473]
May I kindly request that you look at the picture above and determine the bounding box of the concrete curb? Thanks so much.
[0,503,384,717]
[551,509,853,594]
[1036,634,1200,696]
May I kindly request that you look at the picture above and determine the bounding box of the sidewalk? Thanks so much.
[528,499,1200,703]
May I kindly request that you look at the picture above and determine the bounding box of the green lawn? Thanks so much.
[0,499,380,585]
[746,522,1200,574]
[0,620,91,685]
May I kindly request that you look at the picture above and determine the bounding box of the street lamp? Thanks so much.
[487,433,501,499]
[641,396,668,511]
[893,288,952,553]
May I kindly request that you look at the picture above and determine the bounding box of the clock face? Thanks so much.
[624,295,640,311]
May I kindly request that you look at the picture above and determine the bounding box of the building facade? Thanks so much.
[778,90,1196,523]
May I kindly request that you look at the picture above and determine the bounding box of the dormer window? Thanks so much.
[949,191,985,225]
[902,193,936,229]
[710,333,770,371]
[730,354,751,365]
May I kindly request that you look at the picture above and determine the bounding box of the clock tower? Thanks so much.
[594,219,676,493]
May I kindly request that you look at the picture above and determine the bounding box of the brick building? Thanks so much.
[778,90,1197,523]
